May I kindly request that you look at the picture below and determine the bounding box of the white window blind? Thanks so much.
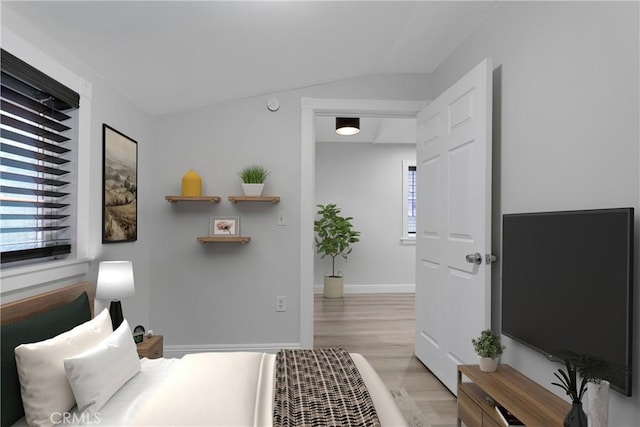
[1,49,79,264]
[402,160,416,241]
[407,164,416,234]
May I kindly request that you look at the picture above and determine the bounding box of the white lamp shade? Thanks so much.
[96,261,135,300]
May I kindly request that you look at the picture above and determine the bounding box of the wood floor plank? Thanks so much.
[314,293,457,426]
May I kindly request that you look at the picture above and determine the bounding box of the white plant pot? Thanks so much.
[323,276,344,298]
[478,357,499,372]
[242,183,264,196]
[586,380,609,427]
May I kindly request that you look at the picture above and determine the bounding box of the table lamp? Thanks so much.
[96,261,135,330]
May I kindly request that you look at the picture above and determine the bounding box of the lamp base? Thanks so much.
[108,301,124,330]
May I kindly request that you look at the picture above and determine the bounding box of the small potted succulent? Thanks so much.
[471,329,505,372]
[239,164,269,196]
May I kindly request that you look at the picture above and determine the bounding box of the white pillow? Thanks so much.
[14,309,112,427]
[64,320,141,416]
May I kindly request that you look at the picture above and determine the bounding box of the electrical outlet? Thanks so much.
[277,211,286,226]
[276,296,286,312]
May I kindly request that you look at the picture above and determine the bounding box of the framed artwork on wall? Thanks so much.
[102,124,138,243]
[210,217,240,237]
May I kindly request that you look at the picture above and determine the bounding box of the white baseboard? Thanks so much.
[163,342,301,359]
[313,283,415,294]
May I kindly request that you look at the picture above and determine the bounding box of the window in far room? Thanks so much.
[401,160,416,244]
[0,49,80,265]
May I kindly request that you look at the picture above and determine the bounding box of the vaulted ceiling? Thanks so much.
[3,1,498,116]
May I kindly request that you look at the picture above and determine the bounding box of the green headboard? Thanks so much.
[1,282,94,427]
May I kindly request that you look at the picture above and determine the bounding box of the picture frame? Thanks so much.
[210,217,240,237]
[102,124,138,243]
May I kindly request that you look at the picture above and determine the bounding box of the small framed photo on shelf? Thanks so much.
[210,217,240,237]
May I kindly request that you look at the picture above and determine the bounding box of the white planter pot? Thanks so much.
[323,276,344,298]
[586,380,609,427]
[242,183,264,196]
[478,357,499,372]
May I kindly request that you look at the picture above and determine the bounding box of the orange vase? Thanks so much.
[181,170,202,196]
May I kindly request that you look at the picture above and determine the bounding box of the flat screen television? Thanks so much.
[501,207,634,396]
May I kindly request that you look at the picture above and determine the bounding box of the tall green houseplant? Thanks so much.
[314,204,360,298]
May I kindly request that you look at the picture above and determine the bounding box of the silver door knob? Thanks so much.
[465,252,483,265]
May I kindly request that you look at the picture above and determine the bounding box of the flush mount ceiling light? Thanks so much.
[335,117,360,135]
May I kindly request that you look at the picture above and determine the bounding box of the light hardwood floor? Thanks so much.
[314,293,458,427]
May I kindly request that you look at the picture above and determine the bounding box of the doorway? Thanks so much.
[299,98,425,348]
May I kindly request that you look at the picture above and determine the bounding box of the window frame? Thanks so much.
[401,159,416,245]
[1,49,79,264]
[0,38,92,291]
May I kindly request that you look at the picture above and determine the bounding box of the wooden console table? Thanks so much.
[457,364,570,426]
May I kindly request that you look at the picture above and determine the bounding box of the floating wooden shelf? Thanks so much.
[165,196,221,203]
[197,236,251,244]
[228,196,280,204]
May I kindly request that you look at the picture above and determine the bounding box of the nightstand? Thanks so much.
[136,335,163,359]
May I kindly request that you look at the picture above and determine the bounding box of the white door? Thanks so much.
[414,58,493,394]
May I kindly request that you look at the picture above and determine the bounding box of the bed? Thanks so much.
[1,282,407,427]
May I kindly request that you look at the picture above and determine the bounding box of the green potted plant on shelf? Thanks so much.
[314,203,360,298]
[471,329,505,372]
[239,164,269,196]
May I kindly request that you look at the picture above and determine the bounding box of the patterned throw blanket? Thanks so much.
[273,348,381,427]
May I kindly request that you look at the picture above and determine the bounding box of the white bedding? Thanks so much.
[92,357,178,426]
[13,352,406,427]
[130,352,406,427]
[132,352,274,426]
[12,358,177,427]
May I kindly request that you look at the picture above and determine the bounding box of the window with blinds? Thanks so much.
[401,160,416,241]
[407,165,416,235]
[1,49,79,264]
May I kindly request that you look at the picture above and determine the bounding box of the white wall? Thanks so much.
[432,2,640,424]
[0,7,154,329]
[6,2,637,420]
[149,74,431,353]
[1,1,432,352]
[314,142,415,291]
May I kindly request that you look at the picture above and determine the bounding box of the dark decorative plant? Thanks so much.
[551,350,623,403]
[314,204,360,277]
[471,329,505,359]
[552,353,587,403]
[551,350,622,427]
